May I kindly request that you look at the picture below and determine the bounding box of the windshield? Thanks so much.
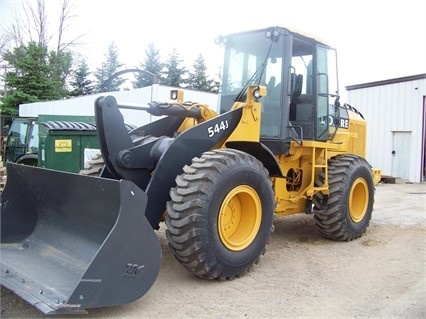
[219,29,284,111]
[7,120,29,147]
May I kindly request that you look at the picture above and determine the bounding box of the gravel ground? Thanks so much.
[1,180,425,319]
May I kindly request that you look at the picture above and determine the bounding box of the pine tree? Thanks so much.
[94,41,125,92]
[187,54,216,92]
[1,42,68,115]
[48,49,73,94]
[162,48,187,87]
[133,43,163,88]
[69,58,94,96]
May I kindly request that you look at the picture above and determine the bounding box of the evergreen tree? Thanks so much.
[211,66,221,94]
[69,58,94,96]
[48,49,73,96]
[162,48,187,87]
[210,79,220,94]
[133,43,163,88]
[1,42,69,115]
[187,54,216,92]
[94,41,125,92]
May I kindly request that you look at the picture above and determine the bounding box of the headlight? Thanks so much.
[253,86,262,99]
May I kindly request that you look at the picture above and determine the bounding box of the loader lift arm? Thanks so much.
[95,95,244,228]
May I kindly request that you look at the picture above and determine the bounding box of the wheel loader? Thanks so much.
[0,26,381,315]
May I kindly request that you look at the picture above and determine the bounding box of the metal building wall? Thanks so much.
[347,75,426,182]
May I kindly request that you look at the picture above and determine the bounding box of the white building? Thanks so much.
[346,74,426,183]
[19,85,219,127]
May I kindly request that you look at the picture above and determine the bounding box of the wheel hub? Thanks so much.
[218,185,261,251]
[349,177,369,222]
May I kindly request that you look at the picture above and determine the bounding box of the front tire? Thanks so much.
[313,155,374,241]
[165,149,274,280]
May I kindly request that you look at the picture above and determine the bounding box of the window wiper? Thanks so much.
[234,62,266,102]
[234,40,275,102]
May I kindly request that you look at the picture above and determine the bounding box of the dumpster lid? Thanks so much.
[41,121,97,131]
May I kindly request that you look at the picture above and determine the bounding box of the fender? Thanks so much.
[225,141,284,178]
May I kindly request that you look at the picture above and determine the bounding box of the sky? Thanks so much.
[1,0,425,96]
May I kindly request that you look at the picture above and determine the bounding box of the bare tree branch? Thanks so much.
[0,33,12,64]
[57,0,69,54]
[7,22,24,47]
[33,0,48,45]
[19,5,30,41]
[4,0,84,52]
[56,0,85,54]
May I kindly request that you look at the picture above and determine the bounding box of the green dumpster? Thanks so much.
[39,120,100,173]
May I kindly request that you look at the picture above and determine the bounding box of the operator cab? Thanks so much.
[217,26,340,154]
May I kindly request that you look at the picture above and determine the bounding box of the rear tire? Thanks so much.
[313,155,374,241]
[165,149,274,280]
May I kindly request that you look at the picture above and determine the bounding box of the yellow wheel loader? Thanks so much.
[0,26,381,315]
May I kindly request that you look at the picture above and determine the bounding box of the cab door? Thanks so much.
[315,45,339,141]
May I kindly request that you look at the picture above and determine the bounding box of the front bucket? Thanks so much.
[0,163,161,315]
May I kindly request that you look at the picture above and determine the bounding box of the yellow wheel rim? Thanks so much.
[218,185,262,251]
[349,178,369,222]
